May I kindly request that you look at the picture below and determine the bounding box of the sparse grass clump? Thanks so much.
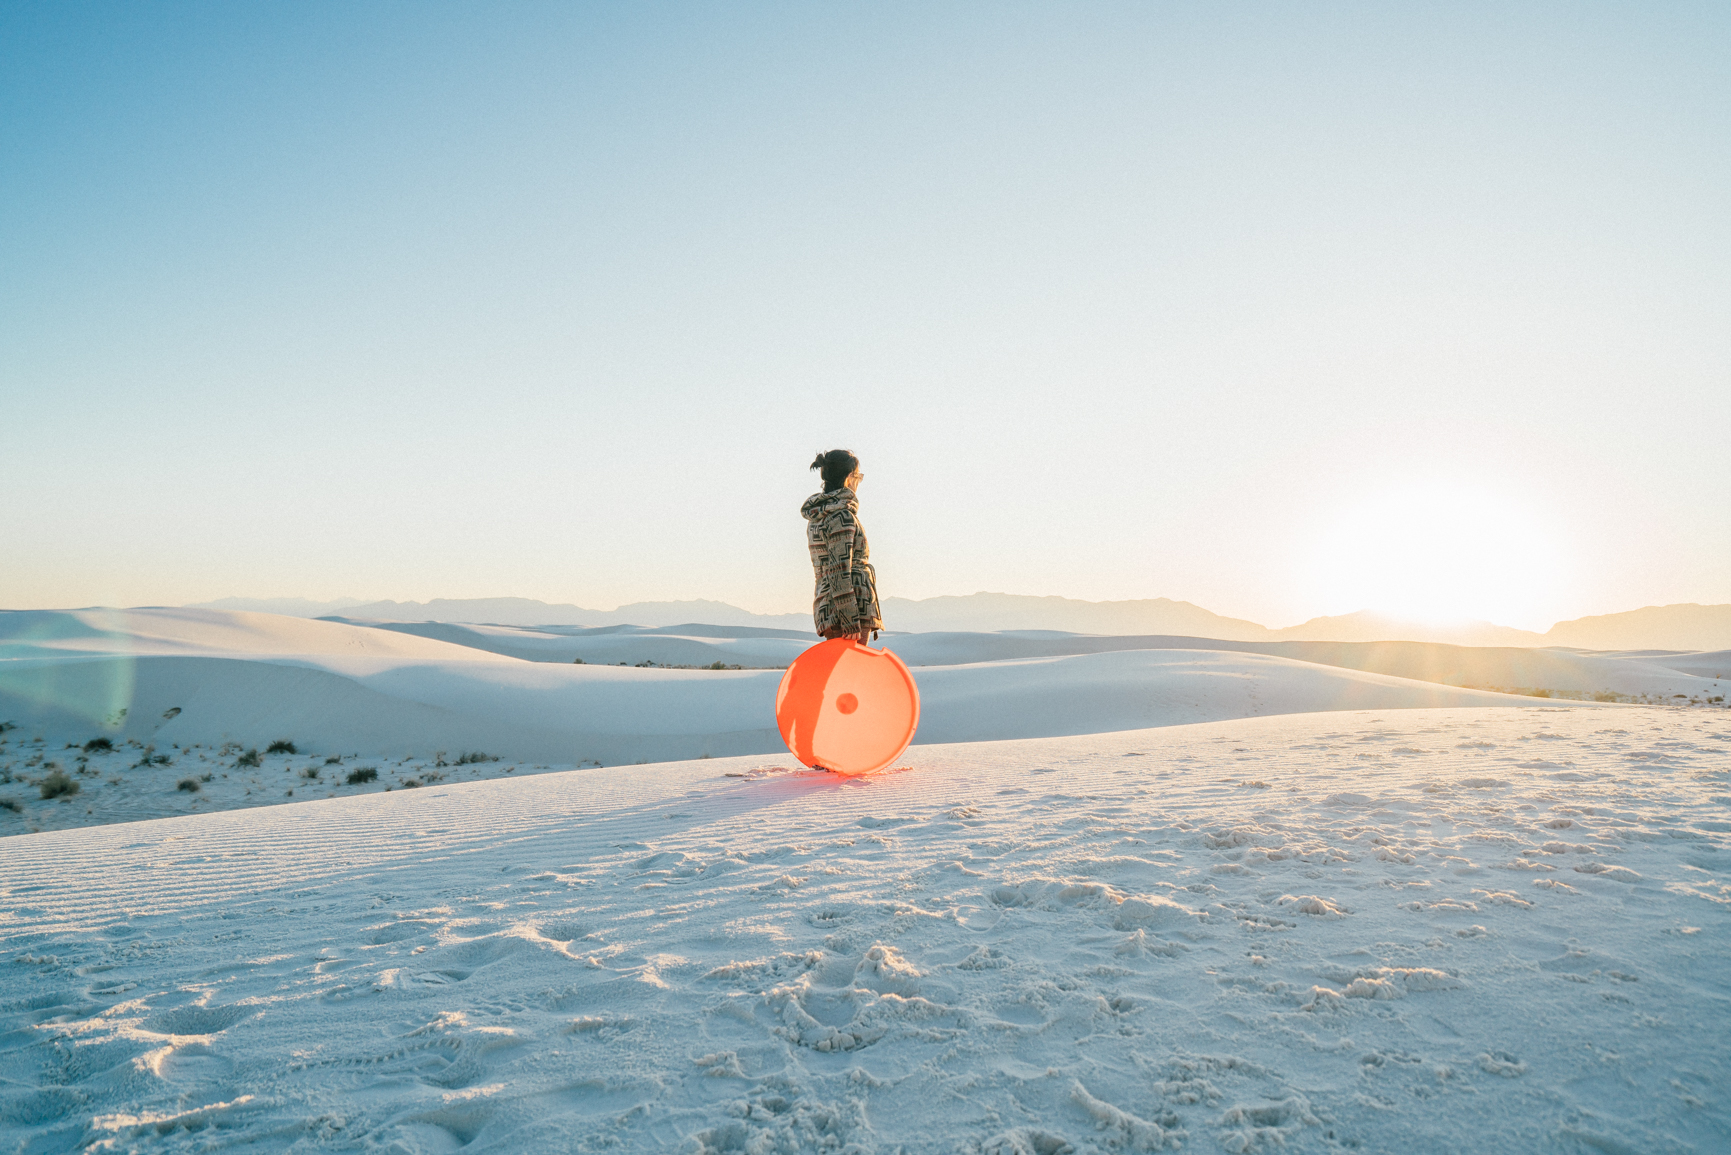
[267,740,297,755]
[177,777,201,793]
[235,748,262,768]
[300,767,320,780]
[83,737,114,753]
[346,767,378,785]
[1,797,22,812]
[40,769,80,799]
[325,755,342,765]
[455,751,496,765]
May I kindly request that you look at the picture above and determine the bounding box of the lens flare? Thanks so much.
[0,608,137,733]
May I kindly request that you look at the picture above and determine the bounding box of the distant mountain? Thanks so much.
[881,593,1274,640]
[330,596,811,631]
[601,600,811,630]
[189,596,369,617]
[1272,611,1545,648]
[332,597,591,625]
[1543,604,1731,651]
[882,595,1551,646]
[267,591,1272,638]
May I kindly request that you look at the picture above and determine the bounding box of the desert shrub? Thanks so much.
[1593,690,1621,702]
[267,740,297,755]
[40,770,79,799]
[325,755,342,765]
[401,778,422,789]
[0,721,15,734]
[455,751,496,765]
[346,767,378,785]
[177,777,201,792]
[572,657,584,664]
[83,737,114,753]
[1527,688,1551,698]
[301,767,320,780]
[0,797,19,812]
[236,748,262,768]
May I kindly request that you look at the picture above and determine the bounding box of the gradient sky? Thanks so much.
[3,2,1727,630]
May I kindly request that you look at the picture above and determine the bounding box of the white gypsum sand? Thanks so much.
[2,607,1652,840]
[2,706,1726,1152]
[8,605,1729,835]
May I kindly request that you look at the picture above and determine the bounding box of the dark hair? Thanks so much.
[809,449,859,491]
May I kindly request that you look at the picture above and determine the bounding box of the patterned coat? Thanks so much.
[801,488,883,636]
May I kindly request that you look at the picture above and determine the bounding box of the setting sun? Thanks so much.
[1301,483,1570,630]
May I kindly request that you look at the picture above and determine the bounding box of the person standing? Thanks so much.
[802,449,882,645]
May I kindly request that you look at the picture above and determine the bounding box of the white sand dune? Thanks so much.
[0,607,504,662]
[890,633,1725,700]
[337,618,816,668]
[14,608,1731,843]
[336,618,1728,702]
[3,611,1547,776]
[1648,649,1731,680]
[3,706,1725,1153]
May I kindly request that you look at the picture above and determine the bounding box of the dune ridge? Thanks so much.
[4,609,1565,771]
[186,593,1731,650]
[6,607,1724,837]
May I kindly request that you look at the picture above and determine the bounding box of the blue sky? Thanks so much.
[3,2,1727,629]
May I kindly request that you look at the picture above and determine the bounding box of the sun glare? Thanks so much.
[1301,483,1568,630]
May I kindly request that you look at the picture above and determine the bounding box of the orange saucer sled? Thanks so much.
[775,638,920,776]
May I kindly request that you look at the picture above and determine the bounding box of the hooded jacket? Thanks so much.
[801,487,883,636]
